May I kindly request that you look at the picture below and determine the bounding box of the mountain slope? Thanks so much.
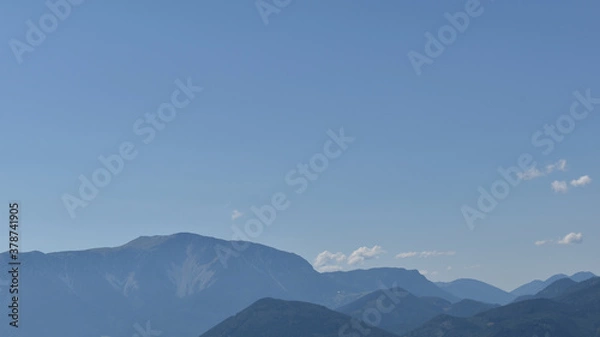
[0,233,339,337]
[199,298,399,337]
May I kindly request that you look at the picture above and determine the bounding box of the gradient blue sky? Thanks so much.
[1,0,599,290]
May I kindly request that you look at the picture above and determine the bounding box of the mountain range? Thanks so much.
[0,232,596,337]
[510,272,597,297]
[200,276,600,337]
[336,287,497,335]
[405,277,600,337]
[0,233,451,337]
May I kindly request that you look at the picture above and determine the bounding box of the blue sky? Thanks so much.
[1,0,599,291]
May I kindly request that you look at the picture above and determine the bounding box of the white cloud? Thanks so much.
[535,232,584,246]
[314,245,386,271]
[546,159,567,173]
[570,175,592,187]
[558,232,583,245]
[551,180,568,193]
[518,167,545,180]
[517,159,567,181]
[347,245,384,265]
[313,251,346,271]
[419,270,439,276]
[395,252,418,259]
[231,210,243,220]
[420,250,456,258]
[395,250,456,259]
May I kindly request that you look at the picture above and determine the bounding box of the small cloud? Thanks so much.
[395,252,418,259]
[535,240,553,246]
[551,181,568,193]
[231,210,244,220]
[347,245,385,265]
[558,232,583,245]
[420,250,456,258]
[570,175,592,187]
[313,251,347,272]
[395,250,456,259]
[518,167,545,180]
[546,159,567,173]
[517,159,567,181]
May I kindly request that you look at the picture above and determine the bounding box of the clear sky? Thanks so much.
[1,0,599,291]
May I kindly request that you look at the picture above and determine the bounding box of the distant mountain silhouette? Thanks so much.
[513,277,579,303]
[570,271,597,282]
[199,298,398,337]
[337,287,496,335]
[510,272,596,297]
[435,278,515,304]
[325,267,457,304]
[406,277,600,337]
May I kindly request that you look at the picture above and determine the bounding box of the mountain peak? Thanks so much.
[121,232,220,249]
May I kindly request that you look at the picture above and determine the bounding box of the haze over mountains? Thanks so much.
[435,279,516,305]
[336,287,497,335]
[510,272,597,297]
[0,233,596,337]
[406,277,600,337]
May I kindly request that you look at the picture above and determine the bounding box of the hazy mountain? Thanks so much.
[510,273,569,297]
[0,233,340,337]
[337,288,497,335]
[570,271,597,282]
[0,233,451,337]
[435,278,515,305]
[324,267,457,304]
[405,277,600,337]
[199,297,399,337]
[510,272,596,297]
[337,287,450,335]
[513,277,579,303]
